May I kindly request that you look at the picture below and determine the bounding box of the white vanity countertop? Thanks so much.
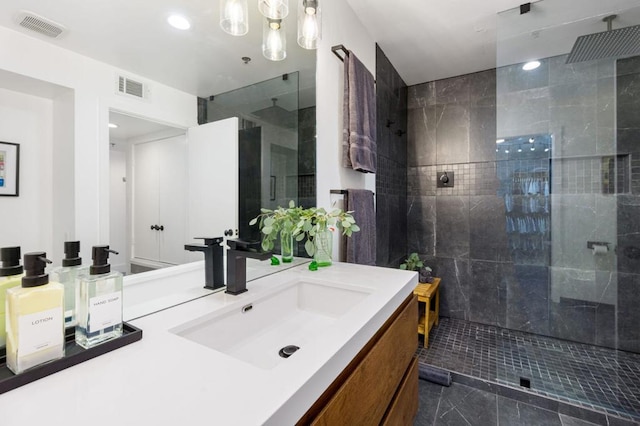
[0,262,417,426]
[123,257,310,321]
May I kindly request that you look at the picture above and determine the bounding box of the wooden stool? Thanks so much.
[413,277,441,348]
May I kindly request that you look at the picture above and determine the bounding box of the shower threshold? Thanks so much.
[415,317,640,424]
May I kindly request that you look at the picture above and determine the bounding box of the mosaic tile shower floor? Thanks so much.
[415,317,640,422]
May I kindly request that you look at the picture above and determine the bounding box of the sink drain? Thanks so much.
[278,345,300,358]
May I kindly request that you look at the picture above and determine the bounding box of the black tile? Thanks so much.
[436,196,470,258]
[433,258,471,320]
[469,195,509,261]
[408,195,436,256]
[436,75,470,105]
[415,380,443,426]
[469,260,507,326]
[435,104,470,164]
[434,382,497,425]
[408,106,437,166]
[497,396,562,425]
[469,106,497,162]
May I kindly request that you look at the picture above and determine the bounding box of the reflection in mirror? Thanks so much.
[0,1,316,275]
[203,71,316,245]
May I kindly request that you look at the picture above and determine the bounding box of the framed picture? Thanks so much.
[0,142,20,196]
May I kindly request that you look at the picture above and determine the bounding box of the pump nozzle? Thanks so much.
[90,245,118,275]
[0,246,23,277]
[62,241,82,267]
[22,252,52,287]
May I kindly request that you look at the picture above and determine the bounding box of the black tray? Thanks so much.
[0,322,142,395]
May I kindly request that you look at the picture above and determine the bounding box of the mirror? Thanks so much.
[0,0,316,274]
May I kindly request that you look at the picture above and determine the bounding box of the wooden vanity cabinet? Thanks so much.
[297,293,419,426]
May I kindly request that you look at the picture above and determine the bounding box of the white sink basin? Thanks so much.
[170,278,372,369]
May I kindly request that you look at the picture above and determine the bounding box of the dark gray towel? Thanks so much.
[344,189,376,266]
[342,51,377,173]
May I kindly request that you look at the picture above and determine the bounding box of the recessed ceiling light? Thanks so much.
[523,60,541,71]
[108,123,118,129]
[496,139,505,144]
[168,14,191,30]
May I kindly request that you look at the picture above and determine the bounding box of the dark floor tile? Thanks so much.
[415,380,443,426]
[433,382,497,425]
[415,317,640,423]
[558,414,600,425]
[497,396,562,426]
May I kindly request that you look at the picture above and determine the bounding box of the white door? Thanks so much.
[109,149,128,273]
[157,135,187,264]
[186,117,239,251]
[133,140,160,262]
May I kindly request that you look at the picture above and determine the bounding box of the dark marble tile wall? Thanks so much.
[376,44,408,267]
[298,106,316,207]
[616,56,640,353]
[407,55,640,353]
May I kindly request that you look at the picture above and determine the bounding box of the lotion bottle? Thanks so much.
[5,252,65,374]
[75,245,123,349]
[51,241,88,328]
[0,246,24,349]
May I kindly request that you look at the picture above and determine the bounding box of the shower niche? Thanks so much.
[497,133,552,265]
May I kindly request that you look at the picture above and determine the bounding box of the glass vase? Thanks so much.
[313,227,333,267]
[280,230,293,263]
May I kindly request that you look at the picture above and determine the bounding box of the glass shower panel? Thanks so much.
[497,1,640,418]
[204,73,301,242]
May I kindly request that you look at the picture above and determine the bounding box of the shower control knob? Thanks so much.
[440,172,449,183]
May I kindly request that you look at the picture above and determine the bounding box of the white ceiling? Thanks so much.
[0,0,315,98]
[347,0,640,85]
[2,0,640,98]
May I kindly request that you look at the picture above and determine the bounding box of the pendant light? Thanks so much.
[263,18,286,61]
[297,0,321,49]
[258,0,289,19]
[220,0,249,36]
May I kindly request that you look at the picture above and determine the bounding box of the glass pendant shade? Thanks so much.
[258,0,289,19]
[220,0,249,36]
[297,0,321,49]
[263,18,286,61]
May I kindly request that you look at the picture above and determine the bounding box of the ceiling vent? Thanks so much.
[15,11,66,38]
[116,75,148,100]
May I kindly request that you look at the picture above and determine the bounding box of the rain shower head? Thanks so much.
[566,15,640,64]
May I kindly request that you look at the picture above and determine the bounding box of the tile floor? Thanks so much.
[415,317,640,424]
[414,380,620,426]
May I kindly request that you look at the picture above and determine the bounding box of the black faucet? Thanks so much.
[184,237,224,290]
[226,239,272,295]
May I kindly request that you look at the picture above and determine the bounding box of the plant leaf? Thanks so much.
[304,240,315,256]
[249,218,257,226]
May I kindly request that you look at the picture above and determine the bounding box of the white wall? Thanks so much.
[315,1,376,212]
[0,25,197,263]
[1,1,377,262]
[0,87,54,256]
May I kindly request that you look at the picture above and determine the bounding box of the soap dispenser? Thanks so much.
[5,252,65,374]
[51,241,88,328]
[75,245,123,349]
[0,246,24,349]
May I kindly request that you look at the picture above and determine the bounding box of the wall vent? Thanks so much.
[15,11,66,38]
[117,75,147,100]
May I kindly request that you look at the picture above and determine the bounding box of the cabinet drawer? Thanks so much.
[381,357,419,426]
[309,294,418,426]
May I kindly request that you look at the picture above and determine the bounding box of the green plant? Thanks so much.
[250,201,360,256]
[249,200,302,253]
[400,252,433,283]
[400,253,432,272]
